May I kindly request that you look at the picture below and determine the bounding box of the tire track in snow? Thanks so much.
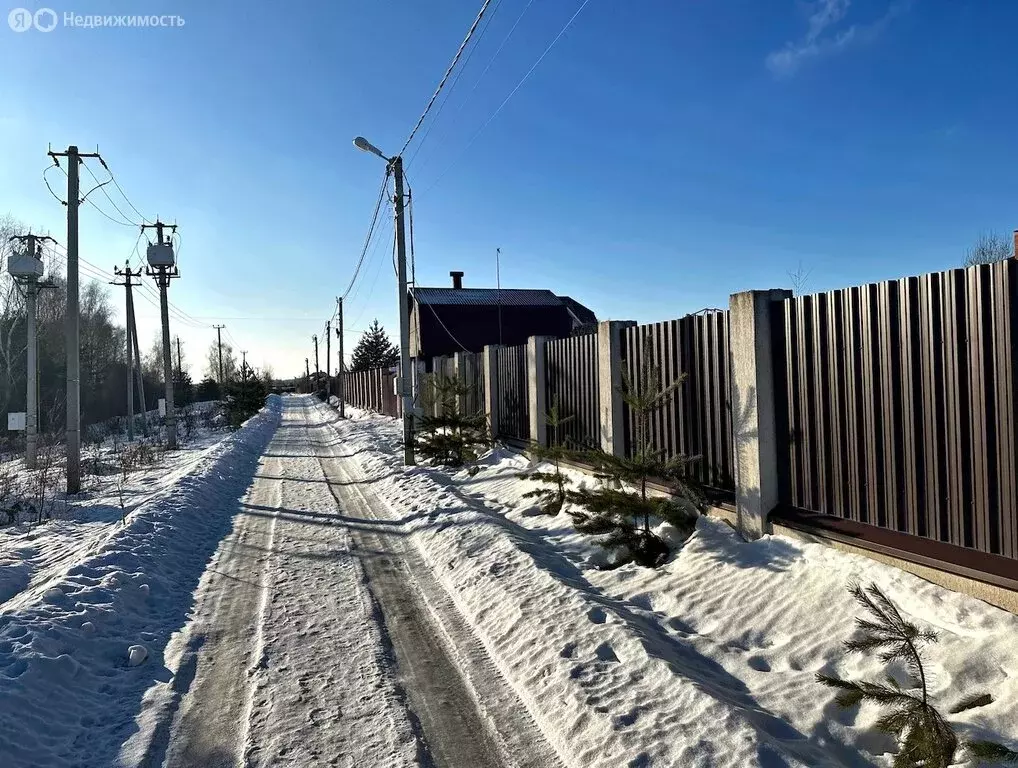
[310,414,563,768]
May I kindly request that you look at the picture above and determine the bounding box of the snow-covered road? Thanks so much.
[133,396,559,768]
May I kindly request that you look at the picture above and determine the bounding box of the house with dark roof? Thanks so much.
[409,271,597,361]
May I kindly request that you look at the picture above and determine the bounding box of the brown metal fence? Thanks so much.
[496,344,529,441]
[620,312,735,493]
[773,260,1018,560]
[340,367,399,417]
[545,334,599,448]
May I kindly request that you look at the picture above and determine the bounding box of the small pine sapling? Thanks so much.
[967,741,1018,764]
[567,346,704,567]
[415,374,488,467]
[518,401,575,515]
[817,583,958,768]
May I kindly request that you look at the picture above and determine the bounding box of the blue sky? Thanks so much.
[2,0,1016,378]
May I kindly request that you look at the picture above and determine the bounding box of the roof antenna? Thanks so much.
[496,247,503,347]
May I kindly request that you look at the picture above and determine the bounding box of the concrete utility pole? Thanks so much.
[212,324,226,385]
[325,320,331,398]
[336,297,345,418]
[142,219,179,450]
[112,262,145,441]
[391,156,415,464]
[353,137,414,464]
[8,233,53,469]
[312,334,320,387]
[49,145,101,493]
[130,298,148,437]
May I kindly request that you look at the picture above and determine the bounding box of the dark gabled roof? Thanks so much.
[412,287,564,307]
[558,295,597,325]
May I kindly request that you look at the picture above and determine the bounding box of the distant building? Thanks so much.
[409,271,597,362]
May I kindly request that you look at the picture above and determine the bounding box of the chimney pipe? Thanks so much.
[450,270,464,289]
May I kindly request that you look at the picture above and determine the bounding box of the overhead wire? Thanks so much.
[409,0,535,175]
[405,0,504,169]
[398,0,497,158]
[340,167,392,302]
[96,157,153,224]
[424,0,594,195]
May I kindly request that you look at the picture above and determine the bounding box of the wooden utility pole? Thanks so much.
[49,145,101,493]
[142,220,179,450]
[337,298,345,418]
[112,262,145,440]
[241,350,248,370]
[305,357,310,392]
[175,336,183,379]
[9,233,53,469]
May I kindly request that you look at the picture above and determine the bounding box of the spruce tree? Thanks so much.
[416,374,488,467]
[225,361,266,428]
[567,345,703,567]
[519,401,575,515]
[350,320,399,372]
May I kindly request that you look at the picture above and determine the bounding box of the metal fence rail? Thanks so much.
[773,260,1018,560]
[545,334,599,448]
[621,311,734,493]
[496,344,529,441]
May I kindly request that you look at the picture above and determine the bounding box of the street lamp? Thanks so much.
[352,136,415,466]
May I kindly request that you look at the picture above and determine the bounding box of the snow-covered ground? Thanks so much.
[1,393,1015,768]
[0,402,278,767]
[331,401,1018,768]
[1,426,229,613]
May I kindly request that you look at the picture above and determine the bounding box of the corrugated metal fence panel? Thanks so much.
[620,312,735,492]
[545,334,599,448]
[774,260,1018,560]
[496,344,529,441]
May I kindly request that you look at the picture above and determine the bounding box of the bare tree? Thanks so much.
[205,339,238,383]
[788,261,813,296]
[965,231,1014,267]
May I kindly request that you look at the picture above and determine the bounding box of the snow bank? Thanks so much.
[326,402,1018,768]
[0,397,282,768]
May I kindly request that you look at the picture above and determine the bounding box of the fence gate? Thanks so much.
[496,344,529,441]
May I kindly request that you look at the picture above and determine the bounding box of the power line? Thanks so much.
[96,157,152,224]
[398,0,496,157]
[81,160,142,226]
[405,0,504,169]
[409,0,535,174]
[424,0,593,195]
[341,168,391,302]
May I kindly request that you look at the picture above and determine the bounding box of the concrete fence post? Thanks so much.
[527,336,551,446]
[483,345,500,439]
[597,320,635,456]
[729,288,792,540]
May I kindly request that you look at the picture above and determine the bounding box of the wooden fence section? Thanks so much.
[496,344,529,441]
[620,311,735,493]
[545,334,599,448]
[773,260,1018,560]
[340,367,399,417]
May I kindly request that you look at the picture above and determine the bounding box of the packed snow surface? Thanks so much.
[330,401,1018,768]
[1,394,1015,768]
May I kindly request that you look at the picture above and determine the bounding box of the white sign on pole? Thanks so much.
[158,398,167,417]
[7,412,26,431]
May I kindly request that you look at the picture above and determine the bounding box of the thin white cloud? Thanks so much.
[766,0,910,76]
